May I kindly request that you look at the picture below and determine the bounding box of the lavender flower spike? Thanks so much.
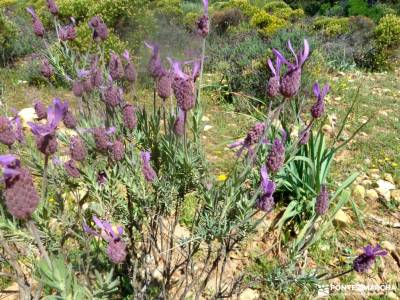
[315,185,329,215]
[273,39,310,98]
[83,216,127,264]
[311,82,330,119]
[256,166,276,212]
[353,244,387,273]
[169,58,196,112]
[141,151,157,182]
[197,0,209,38]
[267,56,282,98]
[47,0,59,15]
[145,42,166,79]
[229,122,266,157]
[266,130,286,173]
[27,8,45,37]
[123,50,137,83]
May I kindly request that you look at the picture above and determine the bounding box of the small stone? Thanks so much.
[377,179,395,191]
[376,187,391,201]
[383,173,394,184]
[365,189,379,201]
[352,185,365,202]
[361,179,372,187]
[322,124,333,136]
[201,116,210,122]
[239,289,260,300]
[390,190,400,202]
[369,168,380,175]
[18,107,36,127]
[333,209,352,226]
[371,173,380,180]
[203,125,213,131]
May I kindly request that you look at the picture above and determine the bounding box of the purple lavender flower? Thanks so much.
[315,185,329,216]
[28,99,67,155]
[157,72,172,100]
[145,42,166,80]
[229,122,266,157]
[311,82,330,119]
[47,0,59,15]
[40,59,53,79]
[70,136,87,162]
[90,58,103,88]
[64,159,80,178]
[0,116,17,146]
[83,216,127,264]
[169,58,196,112]
[266,131,286,173]
[256,166,276,212]
[0,155,40,220]
[88,16,108,41]
[141,151,157,182]
[103,81,123,107]
[97,170,107,185]
[197,0,209,38]
[267,56,282,98]
[58,24,76,41]
[272,39,309,98]
[34,100,47,120]
[122,104,137,130]
[92,127,114,152]
[63,110,77,129]
[110,140,125,162]
[72,80,84,97]
[353,245,387,273]
[122,50,137,83]
[173,110,185,136]
[27,8,45,38]
[109,52,124,81]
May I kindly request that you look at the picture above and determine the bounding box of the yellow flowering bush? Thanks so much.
[312,16,350,37]
[250,10,287,38]
[375,14,400,49]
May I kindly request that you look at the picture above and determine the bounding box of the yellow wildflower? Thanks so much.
[217,174,228,181]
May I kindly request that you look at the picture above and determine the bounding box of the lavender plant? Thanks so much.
[0,1,375,299]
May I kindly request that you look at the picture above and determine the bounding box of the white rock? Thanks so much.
[376,179,395,191]
[18,107,36,127]
[384,173,394,184]
[352,185,365,202]
[376,187,391,201]
[203,125,213,131]
[201,116,210,122]
[334,209,352,226]
[381,241,396,252]
[391,190,400,202]
[239,289,260,300]
[365,189,379,201]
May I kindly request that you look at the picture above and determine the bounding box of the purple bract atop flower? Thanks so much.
[122,50,137,83]
[169,58,196,112]
[83,216,127,264]
[47,0,59,15]
[311,82,330,119]
[315,185,329,216]
[272,39,310,98]
[267,56,282,98]
[141,151,157,182]
[58,24,76,41]
[122,104,137,130]
[0,155,40,220]
[88,16,108,41]
[353,244,387,273]
[228,122,266,157]
[109,52,124,81]
[256,166,276,212]
[27,8,45,38]
[266,130,286,173]
[145,42,166,80]
[41,59,53,79]
[28,98,67,155]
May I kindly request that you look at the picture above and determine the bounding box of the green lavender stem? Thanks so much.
[27,220,51,268]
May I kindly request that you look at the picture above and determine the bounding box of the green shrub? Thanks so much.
[212,8,244,33]
[228,0,258,17]
[348,0,369,17]
[0,9,17,65]
[375,14,400,48]
[250,10,287,37]
[312,16,350,37]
